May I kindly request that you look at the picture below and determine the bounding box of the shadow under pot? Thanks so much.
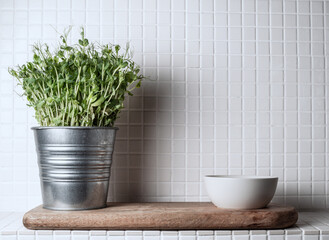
[32,126,118,211]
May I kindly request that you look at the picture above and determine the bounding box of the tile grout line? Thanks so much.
[140,0,145,203]
[168,0,173,201]
[269,0,272,180]
[323,0,328,209]
[227,0,230,175]
[296,0,300,208]
[26,0,32,210]
[199,0,202,202]
[112,0,118,201]
[255,0,258,176]
[184,0,188,201]
[241,0,245,175]
[127,0,131,201]
[99,0,102,44]
[309,0,314,207]
[213,0,217,177]
[282,0,286,204]
[11,0,16,210]
[282,0,286,205]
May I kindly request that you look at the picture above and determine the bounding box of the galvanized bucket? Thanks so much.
[32,127,118,211]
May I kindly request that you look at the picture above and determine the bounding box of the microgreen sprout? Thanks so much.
[9,28,144,127]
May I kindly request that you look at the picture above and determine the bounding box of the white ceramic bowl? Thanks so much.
[204,175,278,209]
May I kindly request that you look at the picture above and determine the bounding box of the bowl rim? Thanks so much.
[204,175,278,180]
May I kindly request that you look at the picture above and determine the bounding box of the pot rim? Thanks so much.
[31,126,119,130]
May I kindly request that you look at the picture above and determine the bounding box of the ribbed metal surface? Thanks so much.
[32,127,118,211]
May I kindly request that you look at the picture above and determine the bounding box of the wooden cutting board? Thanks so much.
[23,202,298,230]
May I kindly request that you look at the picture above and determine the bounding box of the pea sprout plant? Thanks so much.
[9,28,144,127]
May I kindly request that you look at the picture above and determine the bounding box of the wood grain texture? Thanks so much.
[23,202,298,230]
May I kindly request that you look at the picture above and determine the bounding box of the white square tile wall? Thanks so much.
[0,0,328,211]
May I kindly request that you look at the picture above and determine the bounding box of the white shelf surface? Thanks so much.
[1,211,329,239]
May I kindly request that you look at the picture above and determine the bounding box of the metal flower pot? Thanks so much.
[32,127,118,211]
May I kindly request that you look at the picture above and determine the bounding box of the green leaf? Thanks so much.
[115,45,120,54]
[91,96,105,107]
[33,54,40,63]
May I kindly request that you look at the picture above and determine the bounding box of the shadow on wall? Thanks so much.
[107,75,175,202]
